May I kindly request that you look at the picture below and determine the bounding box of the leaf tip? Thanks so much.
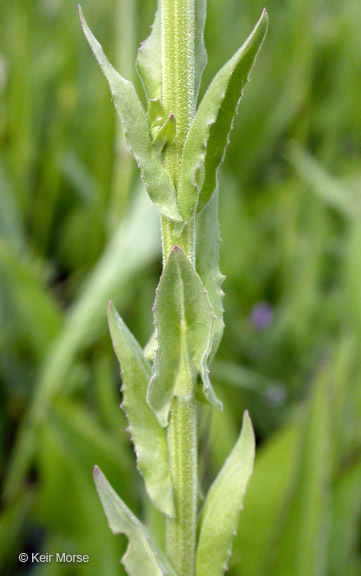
[78,4,85,27]
[258,7,269,33]
[243,409,252,427]
[242,410,256,450]
[170,244,186,260]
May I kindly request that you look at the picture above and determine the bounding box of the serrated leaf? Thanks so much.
[136,4,162,101]
[108,303,175,518]
[79,7,182,222]
[179,10,268,222]
[196,191,224,361]
[196,411,255,576]
[93,467,177,576]
[147,246,221,427]
[137,0,207,104]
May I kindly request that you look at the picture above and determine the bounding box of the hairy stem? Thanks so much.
[167,395,197,576]
[161,217,195,265]
[161,0,197,574]
[162,0,195,185]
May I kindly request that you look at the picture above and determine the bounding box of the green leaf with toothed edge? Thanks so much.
[196,412,255,576]
[136,0,207,104]
[178,10,268,222]
[147,246,222,428]
[196,190,225,362]
[107,303,175,518]
[93,467,178,576]
[79,7,182,222]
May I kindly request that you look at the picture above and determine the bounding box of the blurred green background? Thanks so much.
[1,0,361,574]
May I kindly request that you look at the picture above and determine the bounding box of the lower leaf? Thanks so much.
[108,303,175,518]
[93,467,178,576]
[195,411,255,576]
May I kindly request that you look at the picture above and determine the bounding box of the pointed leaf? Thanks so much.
[196,412,255,576]
[196,191,225,361]
[136,4,162,101]
[179,10,268,221]
[147,246,221,427]
[79,7,182,222]
[108,303,174,518]
[153,114,176,152]
[93,467,177,576]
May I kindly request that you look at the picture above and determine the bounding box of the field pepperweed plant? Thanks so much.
[80,1,268,575]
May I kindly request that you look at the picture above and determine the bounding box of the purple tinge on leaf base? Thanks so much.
[250,302,273,331]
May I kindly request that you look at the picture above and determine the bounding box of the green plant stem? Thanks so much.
[166,396,197,576]
[162,0,195,185]
[161,0,197,574]
[161,217,195,264]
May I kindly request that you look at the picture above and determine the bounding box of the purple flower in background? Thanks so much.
[251,302,274,331]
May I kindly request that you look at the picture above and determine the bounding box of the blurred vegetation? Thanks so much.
[0,0,361,574]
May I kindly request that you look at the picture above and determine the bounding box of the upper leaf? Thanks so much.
[147,246,221,427]
[79,7,182,222]
[93,467,178,576]
[108,303,175,518]
[178,10,268,222]
[196,191,225,362]
[195,412,255,576]
[136,3,162,101]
